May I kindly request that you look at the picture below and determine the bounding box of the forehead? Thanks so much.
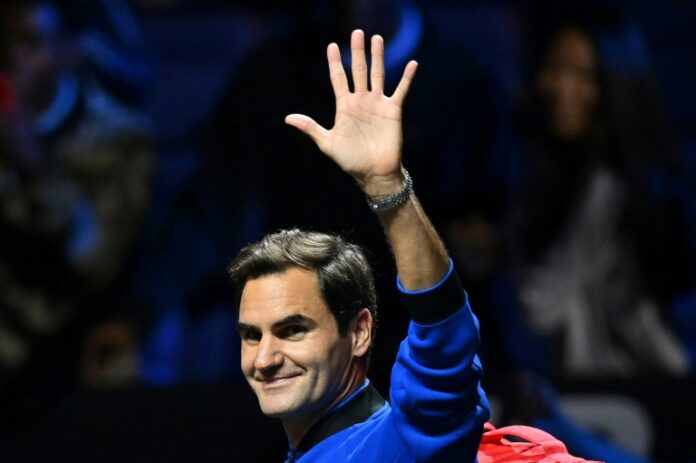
[238,267,333,326]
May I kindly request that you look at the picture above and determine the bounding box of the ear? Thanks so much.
[350,308,373,358]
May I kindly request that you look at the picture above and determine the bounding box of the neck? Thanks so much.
[283,365,366,449]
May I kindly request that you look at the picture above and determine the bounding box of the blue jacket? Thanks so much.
[286,262,490,462]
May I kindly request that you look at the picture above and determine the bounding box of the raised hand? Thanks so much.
[285,29,418,197]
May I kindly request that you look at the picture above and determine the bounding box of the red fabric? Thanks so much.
[477,423,604,463]
[0,74,15,114]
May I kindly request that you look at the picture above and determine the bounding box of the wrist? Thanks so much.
[364,168,413,213]
[359,168,407,198]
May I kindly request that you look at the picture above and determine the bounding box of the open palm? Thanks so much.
[285,30,418,187]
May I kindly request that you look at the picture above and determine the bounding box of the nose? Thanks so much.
[254,335,284,372]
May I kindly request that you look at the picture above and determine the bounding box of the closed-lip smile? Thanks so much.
[258,374,299,389]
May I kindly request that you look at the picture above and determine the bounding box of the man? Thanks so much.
[229,30,489,462]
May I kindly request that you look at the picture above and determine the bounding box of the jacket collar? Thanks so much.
[292,381,386,457]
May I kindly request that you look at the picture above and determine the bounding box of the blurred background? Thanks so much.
[0,0,694,461]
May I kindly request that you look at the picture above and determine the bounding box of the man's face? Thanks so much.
[237,267,357,422]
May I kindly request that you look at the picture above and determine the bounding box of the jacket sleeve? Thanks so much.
[389,259,490,462]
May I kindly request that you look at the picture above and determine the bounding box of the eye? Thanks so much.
[281,325,307,340]
[241,329,261,344]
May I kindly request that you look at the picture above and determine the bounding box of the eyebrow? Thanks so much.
[236,314,316,334]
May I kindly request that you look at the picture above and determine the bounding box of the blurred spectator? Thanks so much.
[512,372,649,463]
[0,0,154,434]
[490,6,691,378]
[71,0,154,106]
[80,297,151,388]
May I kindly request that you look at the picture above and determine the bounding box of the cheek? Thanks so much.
[283,338,337,373]
[281,342,318,367]
[240,345,255,374]
[319,337,353,373]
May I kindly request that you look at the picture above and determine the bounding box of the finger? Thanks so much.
[391,60,418,107]
[327,43,349,99]
[285,114,331,152]
[351,29,368,92]
[370,35,385,93]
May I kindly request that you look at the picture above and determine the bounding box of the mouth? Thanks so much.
[257,375,299,390]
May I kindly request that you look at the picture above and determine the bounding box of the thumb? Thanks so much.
[285,114,331,153]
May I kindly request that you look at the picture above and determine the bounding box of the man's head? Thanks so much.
[229,229,377,424]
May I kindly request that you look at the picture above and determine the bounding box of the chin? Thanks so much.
[259,401,303,419]
[256,392,301,418]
